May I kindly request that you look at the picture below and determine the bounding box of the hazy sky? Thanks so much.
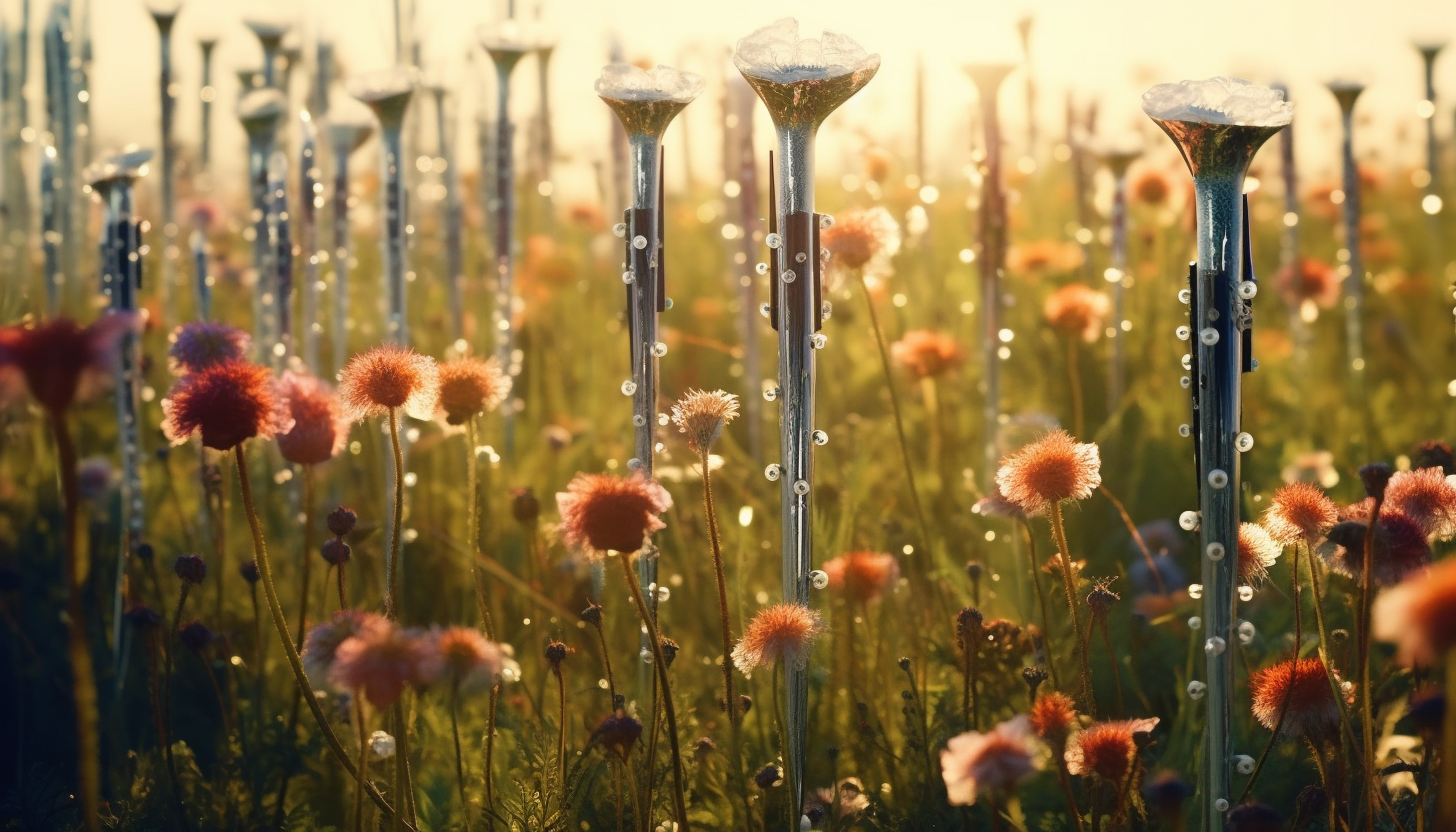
[43,0,1456,203]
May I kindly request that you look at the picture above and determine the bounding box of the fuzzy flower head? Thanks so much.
[556,472,673,558]
[1373,558,1456,666]
[275,371,350,465]
[1320,514,1431,587]
[417,626,506,694]
[329,617,426,709]
[1044,284,1111,343]
[822,206,900,282]
[167,321,251,375]
[0,315,136,413]
[1263,482,1338,547]
[732,603,823,678]
[303,610,377,684]
[1277,257,1341,312]
[436,356,510,426]
[995,430,1102,515]
[940,716,1041,806]
[821,551,900,604]
[338,344,440,421]
[890,329,965,379]
[670,389,739,455]
[1250,657,1350,739]
[1237,523,1282,586]
[162,360,291,450]
[1065,718,1159,783]
[1382,467,1456,540]
[1030,692,1080,745]
[592,709,645,761]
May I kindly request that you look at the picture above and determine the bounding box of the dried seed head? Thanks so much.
[670,388,740,455]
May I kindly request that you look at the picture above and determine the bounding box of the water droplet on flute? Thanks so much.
[632,235,647,250]
[1178,288,1191,305]
[1237,621,1256,644]
[756,262,769,275]
[792,479,810,496]
[1204,637,1226,656]
[632,415,646,427]
[812,430,828,446]
[622,270,634,284]
[657,413,669,426]
[1179,424,1191,438]
[621,380,637,396]
[781,269,797,283]
[810,570,829,590]
[1187,680,1206,699]
[1235,432,1254,452]
[763,386,779,402]
[1238,585,1254,602]
[821,301,832,320]
[819,215,835,229]
[764,464,782,481]
[1180,376,1191,389]
[1234,755,1255,775]
[760,303,772,318]
[1181,354,1192,370]
[1179,511,1200,531]
[1200,328,1219,346]
[1188,583,1203,600]
[794,251,807,264]
[810,334,827,349]
[765,232,782,249]
[656,586,671,603]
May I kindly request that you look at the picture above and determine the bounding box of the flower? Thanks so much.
[807,778,871,820]
[1319,514,1430,587]
[162,360,291,450]
[592,709,644,761]
[0,315,136,413]
[1414,441,1455,476]
[337,344,440,421]
[1250,657,1350,738]
[303,610,377,683]
[821,551,899,603]
[595,63,704,104]
[174,554,206,584]
[972,484,1026,519]
[436,356,510,426]
[940,716,1041,805]
[1276,257,1341,311]
[1281,451,1339,489]
[1044,284,1111,343]
[417,626,505,694]
[670,389,739,455]
[1382,468,1456,540]
[555,472,673,558]
[1131,169,1172,205]
[1262,482,1338,547]
[329,617,426,709]
[732,603,823,678]
[167,321,251,375]
[1373,558,1456,666]
[275,371,350,465]
[1237,523,1282,585]
[995,430,1102,515]
[890,329,964,378]
[1065,718,1159,782]
[327,506,358,537]
[821,206,900,280]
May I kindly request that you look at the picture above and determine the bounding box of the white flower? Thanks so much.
[1141,77,1293,127]
[595,64,704,104]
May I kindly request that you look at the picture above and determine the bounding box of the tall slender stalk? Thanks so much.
[1019,518,1060,688]
[386,408,405,619]
[274,463,317,826]
[466,418,494,637]
[354,700,369,832]
[231,443,408,826]
[451,694,471,832]
[1048,502,1092,710]
[48,414,100,832]
[1358,498,1380,831]
[617,554,690,832]
[701,451,747,827]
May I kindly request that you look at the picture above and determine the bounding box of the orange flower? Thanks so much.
[1029,692,1079,744]
[0,315,136,413]
[275,371,350,465]
[436,356,510,425]
[822,206,900,275]
[1382,468,1456,540]
[337,344,440,421]
[1131,169,1171,205]
[1007,240,1083,276]
[821,551,900,603]
[417,626,508,694]
[1237,523,1282,586]
[555,472,672,558]
[940,716,1041,805]
[1250,657,1350,739]
[1373,558,1456,666]
[1262,482,1338,547]
[890,329,964,378]
[995,430,1102,515]
[162,360,291,451]
[1065,718,1158,782]
[732,603,823,678]
[1275,257,1341,311]
[1044,284,1110,343]
[328,616,426,709]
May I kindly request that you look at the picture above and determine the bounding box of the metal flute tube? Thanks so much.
[1331,86,1365,395]
[433,87,465,343]
[380,122,409,345]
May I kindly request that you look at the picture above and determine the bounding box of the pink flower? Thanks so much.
[940,715,1041,805]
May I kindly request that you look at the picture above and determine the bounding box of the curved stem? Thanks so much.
[1049,501,1092,713]
[451,694,471,832]
[554,667,567,784]
[49,413,101,832]
[1097,484,1167,594]
[856,270,934,579]
[1359,499,1380,832]
[274,463,317,827]
[232,443,408,827]
[702,451,746,826]
[354,700,369,832]
[1019,518,1061,689]
[386,408,405,619]
[484,684,500,832]
[593,623,617,706]
[618,554,690,832]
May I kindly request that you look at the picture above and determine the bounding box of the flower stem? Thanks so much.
[1097,484,1167,594]
[1439,652,1456,828]
[856,270,934,581]
[701,451,747,826]
[554,666,567,784]
[618,554,690,832]
[1048,501,1092,713]
[1019,518,1061,689]
[232,443,408,827]
[466,418,494,638]
[484,684,500,832]
[451,694,471,832]
[274,463,317,828]
[1066,336,1084,441]
[47,412,101,832]
[386,408,405,620]
[1238,543,1302,803]
[1359,499,1380,832]
[354,700,369,832]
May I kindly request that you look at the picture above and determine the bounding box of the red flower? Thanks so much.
[555,472,672,558]
[162,360,291,450]
[890,329,965,378]
[821,551,900,603]
[0,315,136,413]
[1262,482,1338,547]
[1029,692,1079,744]
[338,344,440,421]
[1065,718,1159,783]
[1373,558,1456,666]
[1250,657,1350,739]
[275,371,350,465]
[329,616,426,709]
[995,430,1102,515]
